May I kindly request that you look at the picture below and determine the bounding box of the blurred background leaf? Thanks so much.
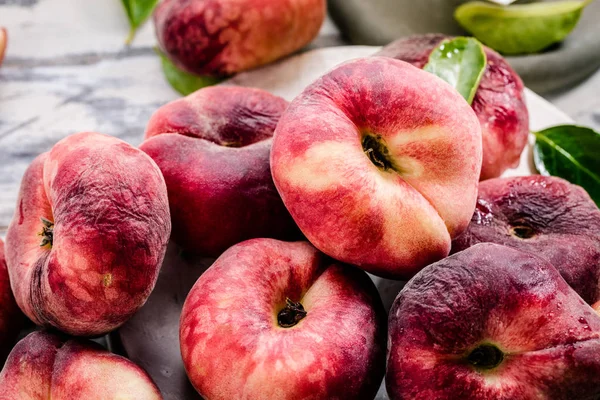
[455,0,593,55]
[157,50,222,96]
[122,0,159,44]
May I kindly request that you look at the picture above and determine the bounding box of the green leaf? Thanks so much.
[423,37,487,104]
[122,0,160,44]
[157,50,222,96]
[455,0,593,55]
[533,125,600,207]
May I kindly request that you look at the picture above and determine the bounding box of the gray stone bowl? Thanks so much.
[328,0,600,93]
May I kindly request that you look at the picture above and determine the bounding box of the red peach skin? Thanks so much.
[154,0,326,76]
[0,239,23,365]
[5,132,171,336]
[271,57,482,279]
[180,239,386,400]
[387,243,600,399]
[452,176,600,305]
[141,86,300,256]
[376,34,529,180]
[0,331,163,399]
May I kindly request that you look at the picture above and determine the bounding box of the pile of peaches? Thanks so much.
[2,7,600,400]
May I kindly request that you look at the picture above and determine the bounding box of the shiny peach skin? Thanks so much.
[271,57,483,279]
[0,239,23,365]
[141,86,300,256]
[154,0,325,76]
[180,239,387,400]
[0,331,162,399]
[5,132,171,336]
[376,34,530,181]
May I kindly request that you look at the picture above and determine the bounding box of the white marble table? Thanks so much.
[0,0,598,233]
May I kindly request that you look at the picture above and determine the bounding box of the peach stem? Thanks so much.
[277,298,307,328]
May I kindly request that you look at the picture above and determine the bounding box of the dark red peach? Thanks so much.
[452,175,600,305]
[0,238,23,365]
[387,243,600,400]
[141,86,300,256]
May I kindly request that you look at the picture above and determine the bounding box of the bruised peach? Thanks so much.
[271,57,482,279]
[180,239,386,400]
[154,0,326,77]
[0,238,22,365]
[140,86,300,256]
[376,34,529,180]
[0,331,162,399]
[5,132,171,336]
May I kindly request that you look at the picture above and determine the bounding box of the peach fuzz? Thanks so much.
[180,239,386,400]
[5,132,171,336]
[154,0,325,76]
[376,34,529,180]
[141,86,300,256]
[0,238,23,365]
[271,57,482,279]
[0,331,162,399]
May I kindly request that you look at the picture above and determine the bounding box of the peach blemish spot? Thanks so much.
[103,273,112,288]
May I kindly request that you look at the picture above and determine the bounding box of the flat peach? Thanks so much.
[0,331,162,399]
[6,132,171,336]
[271,57,482,279]
[141,86,299,256]
[154,0,325,76]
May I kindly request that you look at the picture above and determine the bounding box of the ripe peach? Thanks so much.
[154,0,326,77]
[140,86,300,256]
[376,34,529,180]
[271,57,482,279]
[180,239,387,399]
[452,176,600,304]
[5,132,171,336]
[0,238,22,365]
[0,331,162,399]
[387,243,600,399]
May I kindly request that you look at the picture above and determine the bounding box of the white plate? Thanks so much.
[117,46,573,400]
